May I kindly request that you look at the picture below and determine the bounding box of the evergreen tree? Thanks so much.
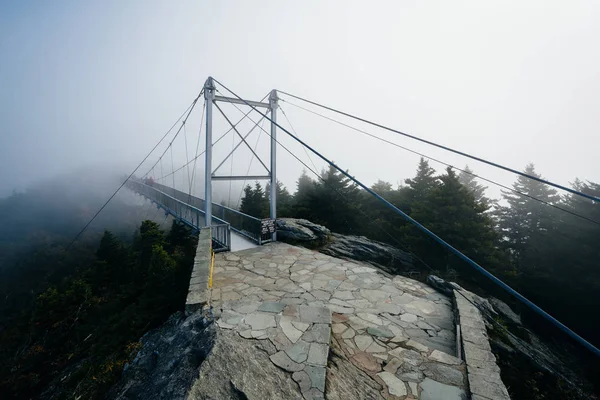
[497,163,560,271]
[458,165,490,207]
[292,170,317,221]
[309,165,361,233]
[266,180,293,217]
[239,182,269,218]
[404,158,439,209]
[371,180,393,194]
[409,167,508,280]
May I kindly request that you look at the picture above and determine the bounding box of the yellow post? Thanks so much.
[208,250,215,289]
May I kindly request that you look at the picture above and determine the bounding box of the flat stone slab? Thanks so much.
[270,351,305,372]
[307,342,328,366]
[244,312,276,330]
[367,326,394,338]
[286,340,311,363]
[420,377,466,400]
[377,371,408,397]
[258,301,286,313]
[299,305,331,324]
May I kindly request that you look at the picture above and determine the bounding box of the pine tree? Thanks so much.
[458,165,490,207]
[292,170,317,221]
[309,165,361,233]
[239,182,269,218]
[266,180,293,217]
[497,164,560,273]
[410,167,510,280]
[404,158,439,207]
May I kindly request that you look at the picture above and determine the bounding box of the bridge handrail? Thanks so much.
[212,203,261,222]
[126,180,229,226]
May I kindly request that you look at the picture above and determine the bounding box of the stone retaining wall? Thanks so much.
[185,227,212,313]
[454,288,511,400]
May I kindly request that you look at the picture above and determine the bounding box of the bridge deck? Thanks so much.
[210,243,467,399]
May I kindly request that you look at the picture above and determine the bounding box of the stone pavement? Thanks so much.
[210,242,468,399]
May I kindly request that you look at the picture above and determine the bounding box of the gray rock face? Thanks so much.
[489,297,522,325]
[106,312,216,400]
[322,233,414,274]
[276,218,414,273]
[276,218,331,245]
[189,328,304,399]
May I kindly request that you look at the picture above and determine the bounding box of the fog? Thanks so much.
[2,1,600,204]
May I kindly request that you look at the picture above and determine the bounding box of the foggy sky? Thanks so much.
[2,1,599,204]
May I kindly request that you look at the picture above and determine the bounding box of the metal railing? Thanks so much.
[148,181,268,244]
[211,223,231,253]
[126,180,231,251]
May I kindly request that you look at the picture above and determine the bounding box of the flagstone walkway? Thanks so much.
[210,242,468,400]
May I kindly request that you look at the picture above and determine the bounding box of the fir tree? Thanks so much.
[458,165,490,207]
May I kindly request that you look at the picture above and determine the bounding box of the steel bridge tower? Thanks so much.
[203,77,278,241]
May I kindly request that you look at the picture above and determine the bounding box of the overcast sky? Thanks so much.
[1,0,599,204]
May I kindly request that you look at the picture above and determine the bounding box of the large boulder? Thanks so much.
[276,218,414,274]
[276,218,331,246]
[323,233,413,274]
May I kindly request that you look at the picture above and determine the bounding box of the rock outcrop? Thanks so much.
[276,218,331,246]
[188,329,304,399]
[107,312,215,399]
[276,218,414,274]
[321,233,414,274]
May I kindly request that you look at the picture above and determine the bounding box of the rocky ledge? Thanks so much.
[277,218,414,274]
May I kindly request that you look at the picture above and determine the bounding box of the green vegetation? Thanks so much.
[0,220,197,399]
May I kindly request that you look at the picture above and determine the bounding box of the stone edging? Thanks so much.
[453,288,511,400]
[185,227,212,313]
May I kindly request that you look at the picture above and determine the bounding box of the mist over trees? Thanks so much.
[0,171,196,398]
[239,158,600,348]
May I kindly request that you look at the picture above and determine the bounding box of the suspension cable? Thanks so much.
[277,90,600,203]
[141,90,204,179]
[236,118,266,210]
[156,92,271,182]
[65,90,202,250]
[183,120,192,192]
[279,105,319,174]
[189,101,206,200]
[281,99,600,227]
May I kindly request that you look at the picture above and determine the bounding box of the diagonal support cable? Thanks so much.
[236,118,266,209]
[189,100,206,199]
[156,93,271,182]
[212,112,269,175]
[213,101,270,174]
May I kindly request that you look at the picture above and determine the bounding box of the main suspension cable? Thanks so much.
[277,90,600,203]
[281,99,600,227]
